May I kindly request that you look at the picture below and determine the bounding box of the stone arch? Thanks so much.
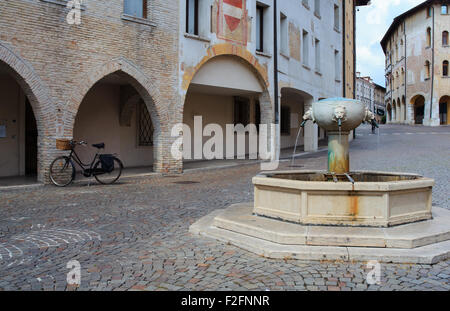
[179,43,274,164]
[0,41,54,182]
[386,102,392,123]
[181,44,270,93]
[180,45,272,121]
[410,94,426,125]
[67,57,164,171]
[0,41,53,134]
[280,88,315,150]
[439,95,449,125]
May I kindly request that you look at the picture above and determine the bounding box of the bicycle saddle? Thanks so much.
[92,143,105,149]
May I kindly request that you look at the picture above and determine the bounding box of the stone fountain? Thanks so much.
[190,98,450,264]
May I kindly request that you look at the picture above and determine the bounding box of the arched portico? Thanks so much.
[179,44,274,167]
[410,95,426,125]
[67,57,164,173]
[280,88,314,152]
[439,95,449,125]
[386,103,392,123]
[0,41,54,182]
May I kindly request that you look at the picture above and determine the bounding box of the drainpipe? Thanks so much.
[342,0,346,97]
[404,20,407,123]
[430,4,435,121]
[390,39,393,122]
[353,1,356,139]
[353,2,356,100]
[273,0,279,159]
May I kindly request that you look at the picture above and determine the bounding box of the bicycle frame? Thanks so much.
[67,147,101,177]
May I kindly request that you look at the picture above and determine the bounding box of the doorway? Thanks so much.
[25,99,38,176]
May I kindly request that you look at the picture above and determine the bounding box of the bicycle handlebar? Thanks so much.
[70,140,87,146]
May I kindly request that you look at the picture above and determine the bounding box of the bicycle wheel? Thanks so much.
[93,157,123,185]
[50,156,75,187]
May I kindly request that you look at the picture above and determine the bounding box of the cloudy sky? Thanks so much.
[356,0,424,86]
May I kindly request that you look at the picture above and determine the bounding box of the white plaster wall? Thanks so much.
[278,0,343,100]
[73,84,153,169]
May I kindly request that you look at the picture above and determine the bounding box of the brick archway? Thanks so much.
[0,41,54,182]
[66,57,165,172]
[0,41,53,133]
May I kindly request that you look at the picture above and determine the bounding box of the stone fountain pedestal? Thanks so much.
[189,98,450,263]
[190,203,450,264]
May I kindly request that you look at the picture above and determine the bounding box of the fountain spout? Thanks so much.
[300,120,308,128]
[301,107,314,126]
[364,107,378,127]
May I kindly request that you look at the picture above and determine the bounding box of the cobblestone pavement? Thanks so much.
[0,125,449,291]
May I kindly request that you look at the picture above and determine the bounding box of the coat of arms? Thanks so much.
[217,0,248,46]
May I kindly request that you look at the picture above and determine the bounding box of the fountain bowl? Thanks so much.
[312,98,367,132]
[253,170,434,227]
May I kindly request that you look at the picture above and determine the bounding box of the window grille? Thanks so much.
[138,101,154,146]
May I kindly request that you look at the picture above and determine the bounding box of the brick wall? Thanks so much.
[0,0,180,181]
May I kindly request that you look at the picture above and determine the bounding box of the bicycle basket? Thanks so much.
[99,155,115,173]
[56,139,72,150]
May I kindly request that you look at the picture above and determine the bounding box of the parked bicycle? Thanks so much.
[50,139,123,187]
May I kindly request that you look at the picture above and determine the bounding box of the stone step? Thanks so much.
[190,204,450,264]
[212,203,450,249]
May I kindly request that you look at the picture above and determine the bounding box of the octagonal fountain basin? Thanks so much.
[253,171,434,228]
